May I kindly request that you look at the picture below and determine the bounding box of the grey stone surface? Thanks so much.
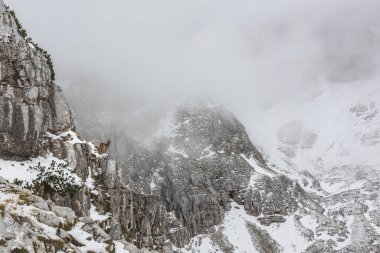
[0,180,135,253]
[32,208,61,227]
[0,1,74,160]
[257,215,286,226]
[51,205,76,226]
[1,1,380,252]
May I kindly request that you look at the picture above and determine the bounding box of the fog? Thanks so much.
[5,0,380,135]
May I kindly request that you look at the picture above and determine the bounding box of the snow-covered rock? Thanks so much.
[1,0,380,252]
[0,178,124,252]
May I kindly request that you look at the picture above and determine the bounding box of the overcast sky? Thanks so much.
[5,0,380,122]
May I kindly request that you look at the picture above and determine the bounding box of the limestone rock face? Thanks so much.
[89,101,325,248]
[3,1,380,252]
[0,2,74,160]
[0,178,138,253]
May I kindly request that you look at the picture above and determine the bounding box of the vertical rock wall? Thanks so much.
[0,2,74,160]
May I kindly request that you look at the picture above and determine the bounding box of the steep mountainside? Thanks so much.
[249,81,380,188]
[0,2,74,160]
[1,2,380,253]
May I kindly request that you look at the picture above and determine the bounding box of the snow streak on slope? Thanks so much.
[179,202,311,253]
[221,203,259,253]
[241,154,276,178]
[247,81,380,192]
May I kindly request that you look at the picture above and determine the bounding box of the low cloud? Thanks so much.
[6,0,380,131]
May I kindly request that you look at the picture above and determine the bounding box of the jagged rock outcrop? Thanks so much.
[0,2,162,251]
[0,12,324,248]
[2,1,380,252]
[84,100,325,248]
[0,177,143,253]
[0,2,74,160]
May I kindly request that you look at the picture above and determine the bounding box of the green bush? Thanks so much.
[6,6,56,80]
[14,161,83,197]
[8,10,28,39]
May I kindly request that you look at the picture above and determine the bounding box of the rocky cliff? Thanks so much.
[1,2,380,253]
[0,2,74,160]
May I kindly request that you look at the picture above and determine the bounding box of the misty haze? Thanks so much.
[0,0,380,252]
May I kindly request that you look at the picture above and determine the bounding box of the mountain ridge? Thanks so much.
[1,2,380,253]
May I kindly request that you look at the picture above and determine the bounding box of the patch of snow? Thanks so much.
[89,204,110,222]
[167,211,178,221]
[179,236,222,253]
[241,154,275,178]
[167,145,189,158]
[87,141,108,158]
[365,198,380,212]
[85,168,95,190]
[69,223,107,252]
[46,131,86,145]
[0,159,38,184]
[0,153,81,186]
[150,169,157,190]
[299,215,318,232]
[198,145,216,160]
[47,130,107,159]
[114,241,129,253]
[85,168,99,195]
[149,168,163,192]
[320,181,345,194]
[320,179,366,195]
[221,204,259,253]
[255,215,309,252]
[0,191,17,202]
[149,178,156,191]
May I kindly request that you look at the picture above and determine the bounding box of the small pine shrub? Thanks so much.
[14,161,83,197]
[8,10,28,39]
[13,178,24,186]
[6,6,55,80]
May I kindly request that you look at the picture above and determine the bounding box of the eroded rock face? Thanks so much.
[0,0,327,245]
[5,1,380,252]
[0,3,157,251]
[35,94,328,250]
[85,101,326,248]
[0,4,330,252]
[0,178,140,253]
[0,2,74,160]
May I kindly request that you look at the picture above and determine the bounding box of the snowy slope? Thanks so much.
[175,81,380,252]
[178,192,380,252]
[178,202,317,253]
[0,178,132,253]
[246,80,380,193]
